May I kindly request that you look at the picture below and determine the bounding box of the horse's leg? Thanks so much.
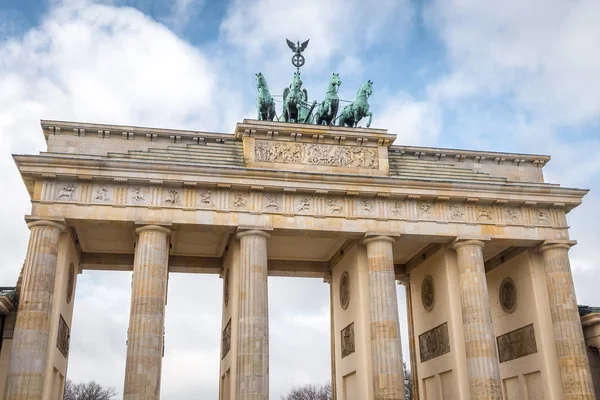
[354,109,361,127]
[366,112,373,128]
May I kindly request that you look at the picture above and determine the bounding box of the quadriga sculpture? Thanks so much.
[337,80,373,128]
[314,73,341,125]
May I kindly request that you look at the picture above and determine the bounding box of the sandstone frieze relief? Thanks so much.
[164,190,180,206]
[40,180,568,230]
[478,206,493,222]
[57,184,77,201]
[263,194,280,210]
[254,140,379,169]
[198,190,213,207]
[449,204,465,220]
[327,199,343,214]
[94,188,111,202]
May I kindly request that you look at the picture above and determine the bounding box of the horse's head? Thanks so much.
[330,73,342,89]
[358,80,373,98]
[291,72,303,90]
[256,72,267,91]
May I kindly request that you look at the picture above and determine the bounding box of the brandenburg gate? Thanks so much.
[0,118,596,399]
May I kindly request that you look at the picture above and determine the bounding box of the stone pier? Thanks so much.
[4,220,65,400]
[364,235,405,400]
[452,239,502,400]
[235,230,270,400]
[123,225,171,400]
[540,242,595,399]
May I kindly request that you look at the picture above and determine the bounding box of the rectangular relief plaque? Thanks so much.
[419,322,450,362]
[222,319,231,359]
[497,323,537,363]
[56,314,70,358]
[254,140,379,169]
[341,322,355,358]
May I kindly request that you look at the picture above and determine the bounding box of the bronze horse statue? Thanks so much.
[337,80,373,128]
[314,73,341,125]
[255,72,276,121]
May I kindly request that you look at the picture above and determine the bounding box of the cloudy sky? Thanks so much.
[1,0,600,398]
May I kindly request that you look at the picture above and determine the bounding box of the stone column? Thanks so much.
[363,235,405,400]
[399,277,419,400]
[540,242,595,399]
[236,229,270,400]
[4,220,65,400]
[324,274,337,400]
[452,239,502,400]
[123,225,171,400]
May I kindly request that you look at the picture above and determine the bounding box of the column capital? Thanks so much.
[25,216,66,232]
[135,224,171,236]
[323,272,332,284]
[451,236,489,250]
[236,228,271,240]
[539,240,577,253]
[363,234,396,246]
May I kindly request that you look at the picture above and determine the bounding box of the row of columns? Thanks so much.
[3,221,596,400]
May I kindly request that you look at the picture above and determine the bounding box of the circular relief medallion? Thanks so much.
[500,277,517,313]
[339,271,350,310]
[224,269,230,308]
[421,275,435,311]
[66,263,75,304]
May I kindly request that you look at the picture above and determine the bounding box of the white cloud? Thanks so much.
[373,92,441,145]
[426,0,600,126]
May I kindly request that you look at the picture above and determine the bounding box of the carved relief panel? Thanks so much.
[222,319,231,359]
[163,189,182,207]
[254,140,379,169]
[56,314,70,358]
[91,184,113,203]
[419,322,450,362]
[196,189,214,208]
[341,322,355,358]
[497,324,537,363]
[262,193,281,212]
[128,186,149,206]
[55,183,78,202]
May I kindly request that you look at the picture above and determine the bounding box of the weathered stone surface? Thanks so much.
[364,235,406,400]
[236,230,270,400]
[123,225,170,400]
[540,242,595,399]
[452,239,502,400]
[4,220,65,400]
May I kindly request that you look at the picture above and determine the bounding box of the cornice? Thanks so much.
[13,154,588,209]
[41,119,232,144]
[390,145,550,164]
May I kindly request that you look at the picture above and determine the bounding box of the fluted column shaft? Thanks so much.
[364,236,405,400]
[4,220,65,400]
[236,230,270,400]
[123,225,170,400]
[540,243,595,399]
[452,239,502,400]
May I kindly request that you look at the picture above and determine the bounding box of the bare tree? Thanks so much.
[63,380,117,400]
[281,381,332,400]
[404,362,413,400]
